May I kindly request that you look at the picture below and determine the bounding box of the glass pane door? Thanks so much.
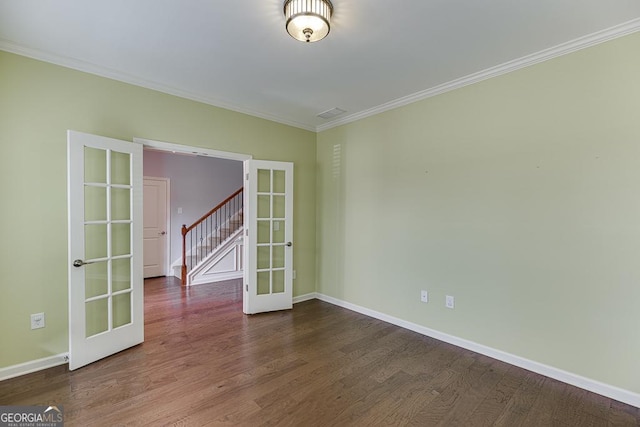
[245,160,293,314]
[68,130,143,370]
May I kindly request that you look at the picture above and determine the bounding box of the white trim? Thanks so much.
[189,271,243,285]
[314,293,640,409]
[0,40,316,132]
[3,19,639,134]
[243,160,250,314]
[316,18,640,132]
[0,354,68,382]
[136,138,252,161]
[293,292,318,304]
[7,292,639,409]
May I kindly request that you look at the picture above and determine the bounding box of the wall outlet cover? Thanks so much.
[445,295,455,309]
[30,312,45,329]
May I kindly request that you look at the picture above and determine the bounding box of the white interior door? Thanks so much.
[67,130,143,370]
[244,160,294,314]
[143,177,168,278]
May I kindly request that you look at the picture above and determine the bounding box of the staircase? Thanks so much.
[175,188,244,286]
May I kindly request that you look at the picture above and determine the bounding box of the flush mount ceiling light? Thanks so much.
[284,0,333,43]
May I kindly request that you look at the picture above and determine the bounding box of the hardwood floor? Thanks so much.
[1,277,638,426]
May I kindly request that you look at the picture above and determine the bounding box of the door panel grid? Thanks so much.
[83,146,133,337]
[256,168,286,295]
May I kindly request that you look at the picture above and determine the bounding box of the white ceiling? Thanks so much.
[1,1,640,132]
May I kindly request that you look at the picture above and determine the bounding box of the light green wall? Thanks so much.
[317,32,640,394]
[2,31,639,396]
[0,51,316,368]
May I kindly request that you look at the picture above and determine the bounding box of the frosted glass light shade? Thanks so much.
[284,0,333,43]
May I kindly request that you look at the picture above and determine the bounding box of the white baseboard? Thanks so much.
[5,296,638,409]
[0,353,68,382]
[189,271,243,286]
[315,293,640,409]
[293,292,318,304]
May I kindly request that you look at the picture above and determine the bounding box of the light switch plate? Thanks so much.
[420,290,428,303]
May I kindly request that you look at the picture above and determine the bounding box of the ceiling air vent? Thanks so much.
[317,107,347,120]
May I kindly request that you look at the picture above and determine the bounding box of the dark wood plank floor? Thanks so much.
[1,277,638,426]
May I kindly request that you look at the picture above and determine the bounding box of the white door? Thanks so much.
[143,177,168,278]
[244,160,294,314]
[67,130,144,370]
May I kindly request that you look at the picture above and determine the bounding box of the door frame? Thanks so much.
[134,137,252,287]
[143,176,171,277]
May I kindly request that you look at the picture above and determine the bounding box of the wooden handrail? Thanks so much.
[181,187,243,286]
[182,187,243,234]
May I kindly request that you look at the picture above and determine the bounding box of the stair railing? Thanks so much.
[181,187,243,286]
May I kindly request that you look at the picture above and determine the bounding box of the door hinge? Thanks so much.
[245,229,248,236]
[245,284,248,292]
[246,173,249,180]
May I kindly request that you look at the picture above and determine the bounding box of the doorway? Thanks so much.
[141,142,246,284]
[68,132,295,370]
[138,138,296,314]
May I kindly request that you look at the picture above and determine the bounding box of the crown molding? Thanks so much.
[0,40,316,133]
[316,17,640,132]
[2,17,639,135]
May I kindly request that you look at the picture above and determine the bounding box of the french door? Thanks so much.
[67,130,143,370]
[244,160,294,314]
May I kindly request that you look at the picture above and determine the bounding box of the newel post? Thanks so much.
[181,224,188,286]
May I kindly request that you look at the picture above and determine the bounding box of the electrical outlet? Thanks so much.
[420,290,428,303]
[445,295,455,309]
[31,312,45,329]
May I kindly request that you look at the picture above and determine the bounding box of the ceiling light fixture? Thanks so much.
[284,0,333,43]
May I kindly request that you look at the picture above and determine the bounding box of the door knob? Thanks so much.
[160,231,166,235]
[73,259,95,267]
[286,242,292,247]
